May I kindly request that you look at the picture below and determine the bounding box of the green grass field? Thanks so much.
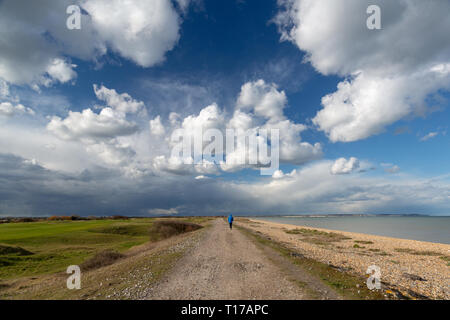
[0,218,162,280]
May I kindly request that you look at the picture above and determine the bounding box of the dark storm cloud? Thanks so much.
[0,153,253,217]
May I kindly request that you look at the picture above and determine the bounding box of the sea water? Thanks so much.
[254,216,450,244]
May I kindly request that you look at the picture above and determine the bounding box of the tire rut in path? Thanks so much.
[144,219,311,300]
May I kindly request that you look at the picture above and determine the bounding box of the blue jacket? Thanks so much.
[228,215,234,223]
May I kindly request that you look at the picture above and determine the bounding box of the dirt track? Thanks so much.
[144,219,337,300]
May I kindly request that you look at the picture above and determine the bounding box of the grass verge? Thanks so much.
[284,228,352,245]
[394,248,441,256]
[354,240,374,245]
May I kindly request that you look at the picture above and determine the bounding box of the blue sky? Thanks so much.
[0,0,449,216]
[59,0,450,176]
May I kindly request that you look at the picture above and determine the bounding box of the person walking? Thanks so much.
[228,214,234,230]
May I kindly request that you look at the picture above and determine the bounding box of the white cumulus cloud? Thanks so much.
[275,0,450,142]
[46,85,147,174]
[330,157,360,175]
[0,0,186,87]
[47,108,139,141]
[237,79,287,121]
[45,58,77,85]
[82,0,182,68]
[0,102,34,117]
[149,116,166,136]
[151,80,322,175]
[94,84,144,114]
[420,132,439,142]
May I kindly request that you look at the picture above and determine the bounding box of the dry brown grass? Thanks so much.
[354,240,374,244]
[150,220,203,241]
[80,250,125,271]
[284,228,351,245]
[394,248,442,256]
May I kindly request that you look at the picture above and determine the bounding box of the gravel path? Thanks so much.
[144,219,309,300]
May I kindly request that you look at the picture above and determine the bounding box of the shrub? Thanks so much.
[15,218,35,223]
[110,215,130,220]
[80,250,125,271]
[150,220,202,241]
[354,240,374,245]
[0,245,33,256]
[47,215,77,221]
[394,248,441,256]
[284,228,351,245]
